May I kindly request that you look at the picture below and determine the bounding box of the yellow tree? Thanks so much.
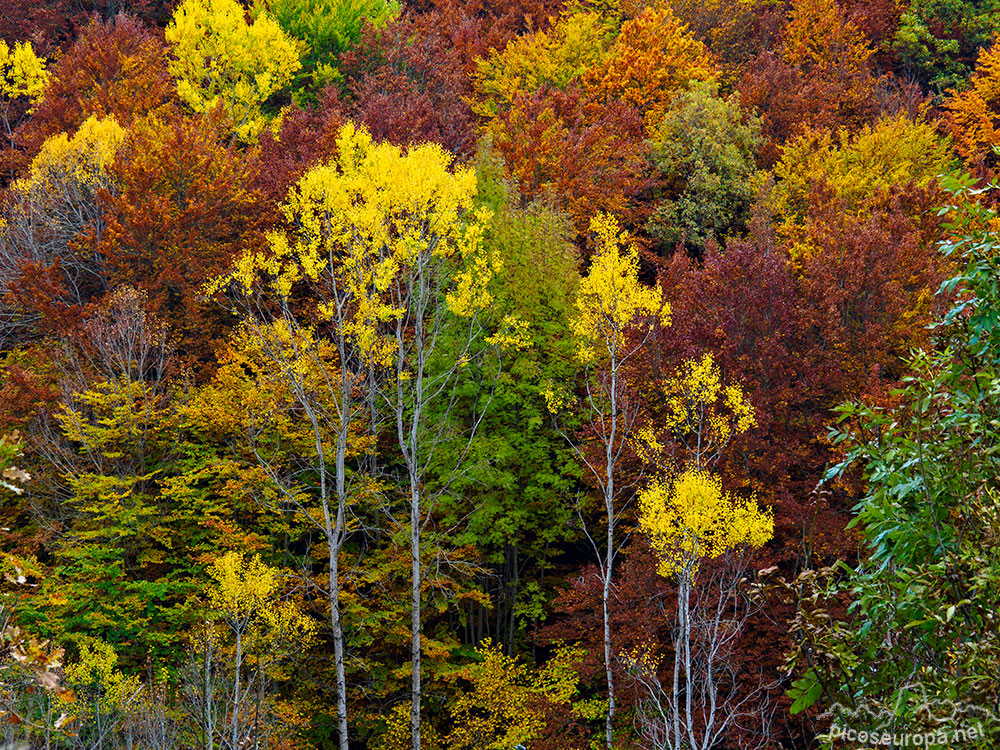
[341,129,506,750]
[215,121,506,750]
[564,213,670,750]
[210,124,385,750]
[165,0,301,141]
[633,354,773,750]
[0,38,48,161]
[445,639,588,750]
[196,552,316,750]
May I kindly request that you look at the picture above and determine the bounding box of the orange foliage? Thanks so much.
[945,35,1000,168]
[739,0,880,160]
[584,2,717,130]
[11,16,174,179]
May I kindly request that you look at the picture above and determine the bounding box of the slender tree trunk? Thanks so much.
[604,363,619,750]
[333,411,350,750]
[672,582,682,750]
[603,558,615,750]
[330,540,348,750]
[233,630,242,750]
[206,632,214,750]
[410,481,422,750]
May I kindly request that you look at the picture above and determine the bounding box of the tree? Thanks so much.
[633,356,773,750]
[61,640,143,748]
[100,108,270,365]
[191,551,316,750]
[558,213,670,750]
[344,127,506,750]
[257,0,399,98]
[445,639,588,750]
[772,176,1000,742]
[0,38,49,178]
[484,88,649,234]
[891,0,1000,93]
[771,114,953,249]
[471,11,612,120]
[646,81,761,255]
[738,0,880,160]
[11,16,174,183]
[435,176,582,655]
[165,0,302,141]
[0,115,126,343]
[220,121,503,750]
[208,132,393,750]
[583,1,717,131]
[946,34,1000,169]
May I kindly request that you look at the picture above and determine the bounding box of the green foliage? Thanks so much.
[0,432,29,495]
[774,181,1000,744]
[647,80,762,253]
[892,0,1000,93]
[433,168,583,645]
[256,0,399,99]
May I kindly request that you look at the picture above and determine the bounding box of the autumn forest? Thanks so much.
[0,0,998,747]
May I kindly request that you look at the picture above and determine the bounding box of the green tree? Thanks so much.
[774,175,1000,745]
[432,167,583,653]
[256,0,399,99]
[646,81,761,255]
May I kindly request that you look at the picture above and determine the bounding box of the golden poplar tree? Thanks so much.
[165,0,301,140]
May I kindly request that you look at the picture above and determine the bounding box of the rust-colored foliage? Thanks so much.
[100,109,270,365]
[738,0,880,162]
[253,93,345,205]
[644,184,947,553]
[341,0,560,156]
[10,16,174,180]
[485,88,651,234]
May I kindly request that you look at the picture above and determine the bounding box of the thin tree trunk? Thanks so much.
[233,630,242,750]
[410,481,422,750]
[604,363,619,750]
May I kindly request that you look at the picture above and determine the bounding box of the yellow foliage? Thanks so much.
[571,213,670,364]
[214,122,496,368]
[14,115,126,195]
[946,35,1000,164]
[209,550,279,620]
[373,703,443,750]
[165,0,302,140]
[660,352,756,453]
[0,38,49,108]
[208,551,317,646]
[584,2,717,130]
[472,12,613,120]
[638,468,773,577]
[64,641,141,714]
[772,115,953,256]
[446,639,545,750]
